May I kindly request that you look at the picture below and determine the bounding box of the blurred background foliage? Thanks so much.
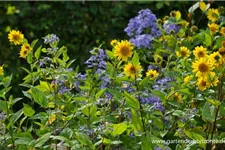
[0,1,223,96]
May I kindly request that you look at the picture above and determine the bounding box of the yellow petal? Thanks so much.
[199,1,206,12]
[176,11,181,21]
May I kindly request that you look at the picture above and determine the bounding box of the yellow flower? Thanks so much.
[0,65,4,76]
[193,46,208,59]
[172,92,182,103]
[184,75,193,84]
[114,40,133,61]
[176,46,190,59]
[48,113,56,125]
[124,63,142,79]
[209,52,222,67]
[19,48,29,58]
[21,43,32,53]
[146,69,159,80]
[8,30,24,45]
[192,58,214,78]
[220,27,225,36]
[208,23,219,34]
[207,8,220,22]
[197,77,210,91]
[110,39,118,46]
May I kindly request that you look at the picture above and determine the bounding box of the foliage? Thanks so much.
[1,1,225,150]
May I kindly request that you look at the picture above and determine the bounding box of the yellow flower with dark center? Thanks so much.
[176,46,190,59]
[208,23,219,34]
[172,92,182,103]
[207,8,220,22]
[197,77,210,91]
[114,40,133,61]
[110,39,118,46]
[220,27,225,36]
[124,63,142,79]
[193,46,208,59]
[209,52,222,67]
[21,43,32,53]
[8,30,24,45]
[0,65,4,76]
[222,41,225,47]
[192,58,214,78]
[146,69,159,80]
[19,48,29,58]
[184,75,193,84]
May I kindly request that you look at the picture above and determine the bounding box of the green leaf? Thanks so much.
[184,130,206,149]
[204,32,212,47]
[188,2,199,13]
[52,136,72,146]
[131,52,139,65]
[142,136,153,150]
[206,98,221,108]
[151,90,165,103]
[2,74,12,88]
[15,132,33,145]
[131,109,143,131]
[34,45,42,60]
[112,122,127,137]
[31,87,49,107]
[34,133,51,147]
[63,50,69,62]
[66,59,76,68]
[0,100,7,112]
[106,50,114,60]
[31,39,39,48]
[202,101,215,122]
[95,88,106,100]
[9,109,23,126]
[172,110,185,117]
[124,92,140,109]
[27,52,33,64]
[108,88,123,100]
[23,103,35,117]
[82,104,97,117]
[75,132,93,147]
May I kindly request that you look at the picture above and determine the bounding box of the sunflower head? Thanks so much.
[110,39,118,47]
[209,52,222,67]
[124,63,142,79]
[0,65,4,76]
[208,23,219,34]
[192,58,214,78]
[172,92,182,103]
[114,40,133,61]
[220,27,225,36]
[19,48,29,58]
[8,30,24,45]
[146,69,159,80]
[207,8,220,22]
[193,46,208,59]
[21,43,32,53]
[197,77,210,91]
[176,46,190,59]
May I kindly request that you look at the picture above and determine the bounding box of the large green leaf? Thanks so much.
[0,100,7,112]
[202,101,215,122]
[124,92,140,109]
[131,109,143,131]
[31,87,49,107]
[34,133,51,148]
[112,122,127,137]
[23,103,35,117]
[75,132,94,149]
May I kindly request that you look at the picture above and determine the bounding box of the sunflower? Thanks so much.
[114,40,133,61]
[8,30,24,45]
[124,63,142,79]
[209,52,222,67]
[172,92,182,103]
[208,23,219,34]
[184,75,192,84]
[146,69,159,80]
[176,46,190,59]
[0,65,4,76]
[197,77,210,91]
[19,48,29,58]
[193,46,208,59]
[21,43,32,53]
[207,8,220,22]
[192,58,214,78]
[110,39,118,46]
[220,27,225,36]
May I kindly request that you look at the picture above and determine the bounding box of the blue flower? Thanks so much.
[43,34,60,44]
[130,34,153,49]
[141,96,165,112]
[163,23,181,34]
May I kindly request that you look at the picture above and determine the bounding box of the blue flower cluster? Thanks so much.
[73,73,87,90]
[51,79,71,94]
[43,34,60,44]
[163,23,181,34]
[124,9,161,49]
[153,77,172,91]
[85,49,107,70]
[141,96,165,112]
